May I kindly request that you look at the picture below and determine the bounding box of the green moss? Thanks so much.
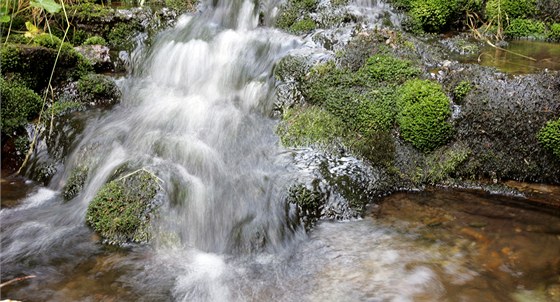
[107,21,142,50]
[290,17,316,32]
[77,74,120,104]
[86,169,160,244]
[357,55,420,84]
[71,29,89,45]
[453,80,472,102]
[63,165,89,201]
[275,0,318,31]
[68,2,112,20]
[0,78,43,136]
[0,44,22,71]
[485,0,537,20]
[32,34,74,53]
[537,118,560,158]
[424,145,470,183]
[505,18,546,38]
[396,79,453,152]
[277,106,346,148]
[83,35,107,46]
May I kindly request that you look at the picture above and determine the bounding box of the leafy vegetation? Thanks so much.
[396,79,453,151]
[505,18,546,38]
[485,0,537,20]
[86,170,160,244]
[537,118,560,158]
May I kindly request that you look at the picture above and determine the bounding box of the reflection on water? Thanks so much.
[2,186,559,301]
[470,40,560,74]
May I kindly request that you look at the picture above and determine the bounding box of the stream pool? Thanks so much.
[2,179,559,302]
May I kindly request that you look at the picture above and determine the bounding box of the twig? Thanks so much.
[0,275,36,288]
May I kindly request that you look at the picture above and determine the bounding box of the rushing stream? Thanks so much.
[2,0,560,301]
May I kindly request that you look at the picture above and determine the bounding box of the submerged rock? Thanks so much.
[286,149,394,230]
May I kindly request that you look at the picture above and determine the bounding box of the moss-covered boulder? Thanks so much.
[0,78,42,136]
[86,169,161,245]
[62,165,89,201]
[396,79,453,152]
[76,74,121,106]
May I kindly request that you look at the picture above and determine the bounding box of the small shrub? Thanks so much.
[409,0,455,32]
[0,78,43,136]
[537,118,560,158]
[83,36,107,46]
[505,18,546,38]
[548,23,560,40]
[485,0,537,20]
[396,79,453,151]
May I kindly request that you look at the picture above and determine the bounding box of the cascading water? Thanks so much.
[5,1,559,301]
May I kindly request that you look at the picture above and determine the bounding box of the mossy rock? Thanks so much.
[77,74,121,106]
[86,169,161,245]
[537,118,560,158]
[286,184,325,231]
[63,165,89,201]
[396,79,453,152]
[0,41,93,92]
[0,78,42,136]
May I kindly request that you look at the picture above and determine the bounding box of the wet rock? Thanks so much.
[74,45,112,72]
[445,66,560,183]
[286,149,394,230]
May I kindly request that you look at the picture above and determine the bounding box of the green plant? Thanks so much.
[82,35,106,46]
[396,79,453,151]
[505,18,546,38]
[0,78,43,136]
[537,118,560,158]
[485,0,537,20]
[409,0,455,32]
[548,23,560,40]
[86,169,160,244]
